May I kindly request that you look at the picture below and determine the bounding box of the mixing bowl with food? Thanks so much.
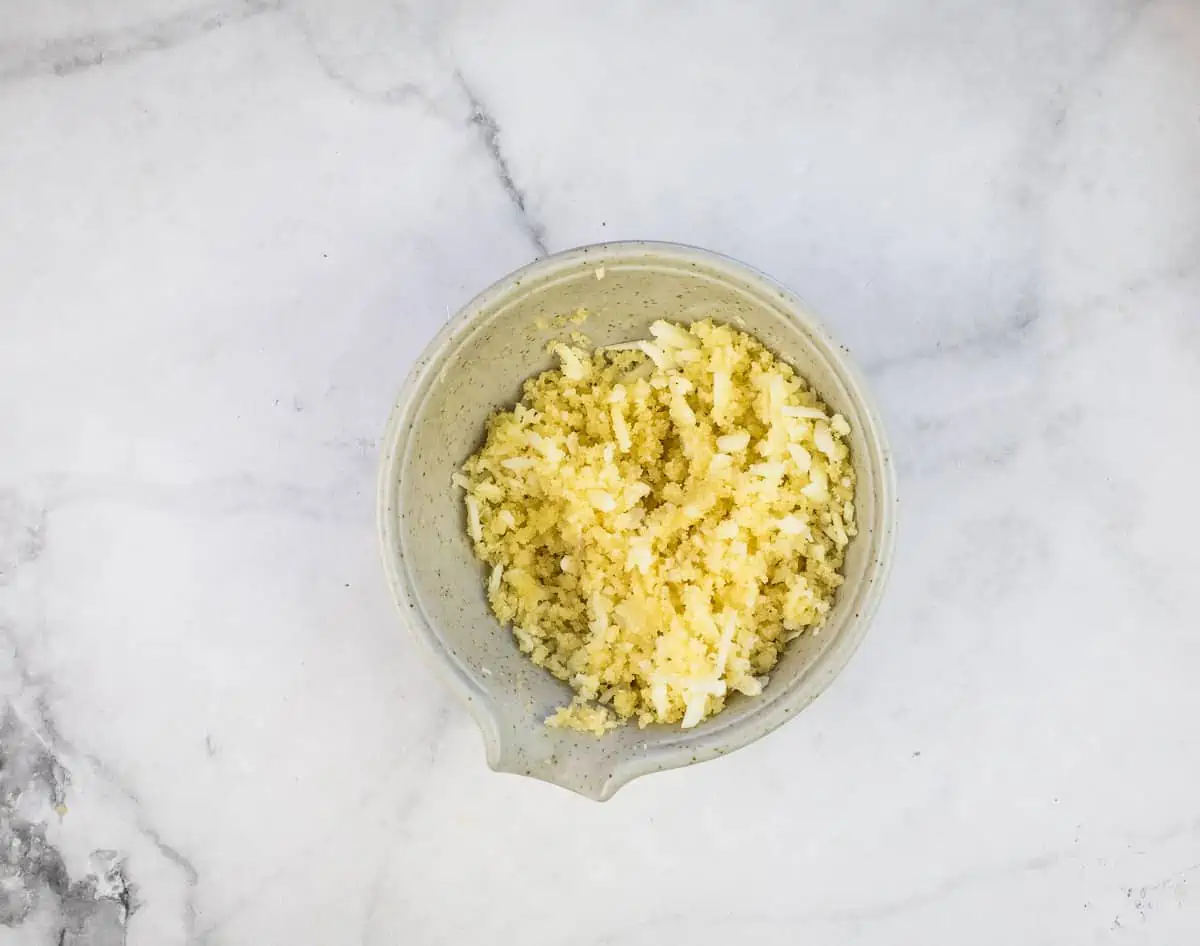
[377,242,895,800]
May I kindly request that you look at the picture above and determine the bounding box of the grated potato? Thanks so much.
[456,319,856,734]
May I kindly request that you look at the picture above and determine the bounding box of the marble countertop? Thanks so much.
[2,1,1199,943]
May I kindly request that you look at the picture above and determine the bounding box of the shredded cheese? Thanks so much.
[456,319,856,733]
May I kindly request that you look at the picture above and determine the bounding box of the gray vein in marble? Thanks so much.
[0,0,282,84]
[83,753,200,944]
[0,708,68,922]
[359,705,451,946]
[870,0,1165,384]
[870,0,1157,384]
[0,493,47,583]
[0,472,345,943]
[59,854,134,946]
[22,472,364,525]
[1042,0,1153,139]
[0,708,133,945]
[456,72,550,257]
[204,708,453,943]
[290,8,432,110]
[357,819,404,946]
[1050,256,1200,325]
[589,816,1200,944]
[1,510,195,945]
[866,288,1039,377]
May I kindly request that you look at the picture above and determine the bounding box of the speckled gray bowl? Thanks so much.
[377,242,896,800]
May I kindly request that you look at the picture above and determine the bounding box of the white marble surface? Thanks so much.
[1,0,1199,943]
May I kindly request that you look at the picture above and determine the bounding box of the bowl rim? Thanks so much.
[377,240,898,799]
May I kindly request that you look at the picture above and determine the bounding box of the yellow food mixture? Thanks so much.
[454,319,856,734]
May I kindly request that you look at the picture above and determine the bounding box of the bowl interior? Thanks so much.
[379,244,894,799]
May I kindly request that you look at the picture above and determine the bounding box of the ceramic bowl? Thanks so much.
[377,241,896,800]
